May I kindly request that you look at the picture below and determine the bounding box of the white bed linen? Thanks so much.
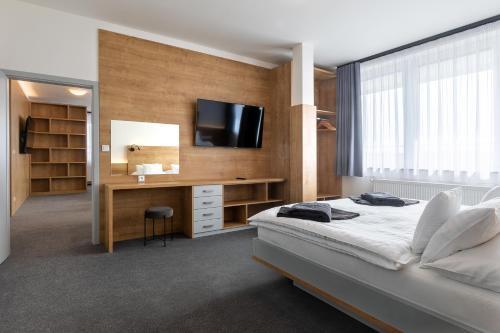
[258,227,500,333]
[249,198,428,270]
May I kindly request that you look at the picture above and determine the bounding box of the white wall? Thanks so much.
[0,0,275,82]
[110,120,179,163]
[291,43,314,106]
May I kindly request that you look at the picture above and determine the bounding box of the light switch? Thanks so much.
[101,145,110,152]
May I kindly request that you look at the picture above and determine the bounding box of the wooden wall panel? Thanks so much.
[270,63,292,203]
[316,78,336,111]
[290,104,317,203]
[9,80,30,215]
[98,30,276,241]
[317,132,341,196]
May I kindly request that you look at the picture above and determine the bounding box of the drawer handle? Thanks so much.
[202,190,214,193]
[202,201,213,205]
[203,224,214,228]
[202,213,214,217]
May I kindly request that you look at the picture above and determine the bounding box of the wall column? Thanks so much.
[289,43,317,203]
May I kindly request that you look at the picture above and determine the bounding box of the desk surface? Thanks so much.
[105,178,285,191]
[104,177,286,253]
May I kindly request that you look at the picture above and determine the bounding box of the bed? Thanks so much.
[249,199,500,333]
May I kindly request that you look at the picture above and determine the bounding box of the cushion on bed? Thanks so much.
[412,187,462,254]
[422,235,500,292]
[481,186,500,203]
[421,200,500,264]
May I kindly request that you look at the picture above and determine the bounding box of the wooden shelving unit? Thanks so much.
[27,102,87,195]
[222,180,284,229]
[315,68,342,200]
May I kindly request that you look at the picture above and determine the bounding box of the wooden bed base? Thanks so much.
[252,238,474,333]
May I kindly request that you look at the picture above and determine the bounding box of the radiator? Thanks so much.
[372,179,490,205]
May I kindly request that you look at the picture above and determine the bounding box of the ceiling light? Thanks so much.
[18,81,38,98]
[68,88,89,96]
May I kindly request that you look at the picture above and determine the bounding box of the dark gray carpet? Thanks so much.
[0,192,374,332]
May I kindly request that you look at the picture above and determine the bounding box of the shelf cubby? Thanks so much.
[50,119,86,134]
[28,132,68,148]
[31,179,50,193]
[51,178,86,192]
[68,106,87,120]
[223,205,247,229]
[31,103,68,119]
[51,149,86,163]
[224,183,267,206]
[268,182,284,202]
[69,135,86,148]
[31,164,68,178]
[69,163,86,177]
[218,180,285,231]
[29,118,50,132]
[29,148,50,162]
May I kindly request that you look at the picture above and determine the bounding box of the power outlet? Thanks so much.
[137,175,145,183]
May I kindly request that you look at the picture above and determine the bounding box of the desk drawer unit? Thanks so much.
[193,185,223,235]
[194,218,223,234]
[194,207,222,221]
[194,195,222,209]
[193,185,222,197]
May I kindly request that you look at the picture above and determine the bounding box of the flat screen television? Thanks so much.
[195,99,264,148]
[20,116,32,154]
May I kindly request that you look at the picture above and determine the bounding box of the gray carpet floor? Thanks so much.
[0,192,374,333]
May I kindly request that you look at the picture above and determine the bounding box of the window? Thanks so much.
[360,22,500,184]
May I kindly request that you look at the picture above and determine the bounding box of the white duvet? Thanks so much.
[249,198,428,270]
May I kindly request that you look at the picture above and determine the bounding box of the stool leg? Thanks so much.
[144,216,147,246]
[163,216,166,247]
[171,216,174,241]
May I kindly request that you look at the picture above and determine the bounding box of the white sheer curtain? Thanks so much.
[360,21,500,185]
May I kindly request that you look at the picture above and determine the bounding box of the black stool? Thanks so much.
[144,206,174,247]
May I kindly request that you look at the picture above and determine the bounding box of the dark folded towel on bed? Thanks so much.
[360,192,406,207]
[350,192,419,207]
[277,202,360,222]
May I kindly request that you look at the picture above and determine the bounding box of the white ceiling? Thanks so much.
[20,0,500,68]
[17,81,92,111]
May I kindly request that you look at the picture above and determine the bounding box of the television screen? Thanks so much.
[20,116,32,154]
[195,99,264,148]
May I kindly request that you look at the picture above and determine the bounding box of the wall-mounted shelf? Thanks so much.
[317,193,342,201]
[317,128,336,132]
[28,102,87,195]
[317,109,336,117]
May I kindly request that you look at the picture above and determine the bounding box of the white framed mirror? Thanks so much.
[110,120,179,176]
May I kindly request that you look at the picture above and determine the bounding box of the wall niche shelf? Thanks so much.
[27,102,87,195]
[314,67,342,201]
[222,180,284,230]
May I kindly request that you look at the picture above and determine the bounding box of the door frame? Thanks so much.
[0,69,100,245]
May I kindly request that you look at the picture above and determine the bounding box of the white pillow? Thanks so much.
[481,186,500,203]
[135,164,144,174]
[143,163,163,174]
[421,202,500,264]
[412,187,462,254]
[422,235,500,292]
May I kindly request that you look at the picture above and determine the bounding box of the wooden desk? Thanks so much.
[104,178,285,253]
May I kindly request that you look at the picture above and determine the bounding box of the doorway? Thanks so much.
[0,70,99,263]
